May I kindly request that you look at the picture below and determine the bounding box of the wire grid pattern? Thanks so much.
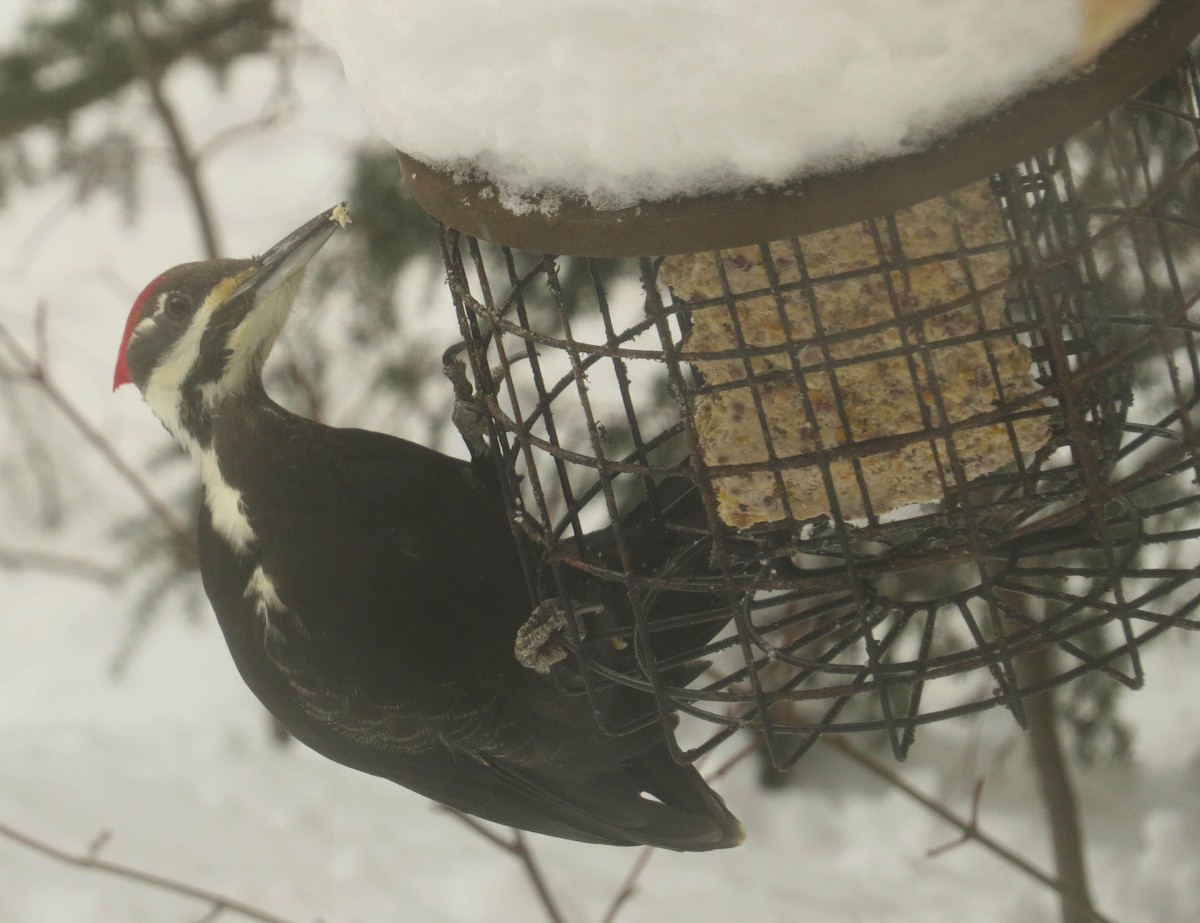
[434,54,1200,769]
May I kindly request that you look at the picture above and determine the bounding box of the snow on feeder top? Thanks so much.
[321,0,1171,254]
[320,1,1200,767]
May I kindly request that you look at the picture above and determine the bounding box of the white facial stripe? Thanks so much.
[133,264,311,557]
[139,291,258,554]
[198,446,256,553]
[141,293,223,441]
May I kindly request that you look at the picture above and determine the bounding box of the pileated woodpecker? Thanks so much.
[113,205,743,850]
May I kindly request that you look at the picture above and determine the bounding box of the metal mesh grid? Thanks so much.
[434,52,1200,769]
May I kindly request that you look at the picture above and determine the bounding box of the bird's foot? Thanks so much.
[443,341,538,466]
[443,342,491,463]
[515,599,598,674]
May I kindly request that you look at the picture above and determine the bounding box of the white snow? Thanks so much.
[2,1,1199,921]
[318,0,1085,209]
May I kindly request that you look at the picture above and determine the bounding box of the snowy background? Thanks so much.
[2,2,1199,922]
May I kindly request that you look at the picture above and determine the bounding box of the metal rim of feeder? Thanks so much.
[417,4,1200,770]
[399,0,1200,257]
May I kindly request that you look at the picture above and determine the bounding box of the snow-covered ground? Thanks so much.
[3,567,1199,923]
[2,3,1198,921]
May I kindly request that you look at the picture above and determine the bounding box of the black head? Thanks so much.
[114,204,348,446]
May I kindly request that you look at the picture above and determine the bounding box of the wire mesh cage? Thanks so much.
[431,45,1200,770]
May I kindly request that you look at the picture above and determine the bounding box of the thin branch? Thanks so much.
[925,778,985,859]
[594,740,757,923]
[0,543,119,585]
[0,819,301,923]
[467,739,758,923]
[440,809,570,923]
[34,303,50,370]
[438,807,513,851]
[121,0,220,259]
[0,363,64,526]
[194,37,299,164]
[702,738,761,784]
[8,186,86,276]
[511,830,570,923]
[0,310,196,562]
[598,847,654,923]
[821,735,1122,923]
[193,905,225,923]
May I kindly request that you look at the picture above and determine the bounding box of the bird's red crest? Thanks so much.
[113,272,169,391]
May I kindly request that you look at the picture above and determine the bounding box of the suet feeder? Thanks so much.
[403,3,1200,768]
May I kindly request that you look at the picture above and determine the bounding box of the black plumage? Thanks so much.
[115,205,743,850]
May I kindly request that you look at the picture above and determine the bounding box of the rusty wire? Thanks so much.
[435,51,1200,769]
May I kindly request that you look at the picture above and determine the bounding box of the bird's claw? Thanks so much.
[442,342,491,462]
[443,341,538,465]
[515,599,596,674]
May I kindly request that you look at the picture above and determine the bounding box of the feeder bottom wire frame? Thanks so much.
[433,50,1200,770]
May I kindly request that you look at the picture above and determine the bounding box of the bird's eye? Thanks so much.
[164,293,193,320]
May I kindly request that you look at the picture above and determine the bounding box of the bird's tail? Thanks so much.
[622,742,745,851]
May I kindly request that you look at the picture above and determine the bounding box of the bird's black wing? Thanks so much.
[200,418,742,849]
[200,502,741,850]
[199,421,567,759]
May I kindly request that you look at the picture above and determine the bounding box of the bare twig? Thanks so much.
[0,819,300,923]
[121,0,221,259]
[195,36,299,163]
[0,310,196,561]
[439,808,512,850]
[510,830,569,923]
[34,304,50,370]
[6,187,79,275]
[442,732,757,923]
[925,778,985,859]
[440,809,570,923]
[87,829,112,859]
[597,738,760,923]
[598,847,654,923]
[0,363,64,526]
[0,543,119,585]
[702,738,762,784]
[821,735,1121,923]
[194,903,228,923]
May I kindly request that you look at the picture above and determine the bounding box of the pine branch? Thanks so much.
[121,0,221,258]
[0,0,283,142]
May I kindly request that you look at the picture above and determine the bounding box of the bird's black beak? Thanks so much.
[232,203,350,302]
